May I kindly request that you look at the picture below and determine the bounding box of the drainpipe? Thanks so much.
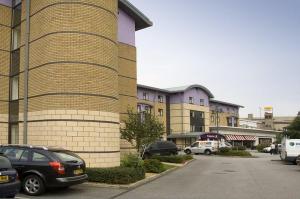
[23,0,30,144]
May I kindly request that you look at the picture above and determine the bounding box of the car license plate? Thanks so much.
[74,169,83,175]
[0,175,9,183]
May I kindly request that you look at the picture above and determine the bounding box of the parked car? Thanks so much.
[143,141,178,158]
[0,145,88,196]
[263,146,271,153]
[0,153,20,198]
[184,141,218,155]
[280,138,300,163]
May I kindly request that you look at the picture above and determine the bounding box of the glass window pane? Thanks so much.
[11,49,20,75]
[10,124,19,144]
[13,5,21,26]
[32,152,49,162]
[12,26,21,50]
[11,76,19,100]
[3,147,22,160]
[9,101,19,122]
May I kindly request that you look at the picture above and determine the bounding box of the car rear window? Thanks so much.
[53,151,82,163]
[0,156,12,169]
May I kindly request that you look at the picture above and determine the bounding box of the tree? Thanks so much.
[120,109,165,152]
[283,116,300,139]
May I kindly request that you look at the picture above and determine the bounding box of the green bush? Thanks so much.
[121,154,144,169]
[86,167,145,184]
[143,159,165,173]
[256,144,270,152]
[231,146,246,151]
[217,150,252,157]
[219,147,230,153]
[151,155,192,164]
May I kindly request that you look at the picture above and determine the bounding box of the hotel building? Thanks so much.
[0,0,152,167]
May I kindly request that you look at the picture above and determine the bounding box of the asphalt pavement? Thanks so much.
[17,152,300,199]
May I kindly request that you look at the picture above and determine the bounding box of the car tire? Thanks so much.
[204,150,211,155]
[184,149,191,155]
[23,174,45,196]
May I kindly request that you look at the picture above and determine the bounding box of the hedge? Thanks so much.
[231,146,246,151]
[86,167,145,184]
[151,155,193,164]
[143,159,165,173]
[217,150,252,157]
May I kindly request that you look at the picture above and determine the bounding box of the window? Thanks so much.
[13,0,22,7]
[211,115,215,122]
[9,101,19,122]
[11,49,20,75]
[289,142,295,147]
[53,151,82,162]
[3,148,23,160]
[11,76,19,100]
[191,142,199,147]
[200,99,205,106]
[145,105,150,113]
[32,152,49,162]
[12,25,21,50]
[20,150,29,162]
[10,124,19,144]
[143,92,149,100]
[158,109,163,116]
[190,125,195,132]
[12,4,21,27]
[158,95,164,103]
[137,105,141,113]
[189,97,194,104]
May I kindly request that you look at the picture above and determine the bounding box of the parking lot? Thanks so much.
[17,152,300,199]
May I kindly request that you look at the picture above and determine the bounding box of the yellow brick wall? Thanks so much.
[0,4,11,144]
[170,103,210,133]
[210,111,239,127]
[118,43,137,152]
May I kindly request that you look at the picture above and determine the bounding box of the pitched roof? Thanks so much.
[119,0,153,31]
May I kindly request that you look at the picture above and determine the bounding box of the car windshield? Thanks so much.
[0,156,12,169]
[53,151,82,163]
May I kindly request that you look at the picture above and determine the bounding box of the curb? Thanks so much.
[84,159,195,190]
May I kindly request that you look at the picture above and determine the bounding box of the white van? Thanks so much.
[184,140,230,155]
[280,138,300,163]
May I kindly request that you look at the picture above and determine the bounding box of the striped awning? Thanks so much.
[243,135,256,141]
[225,134,256,141]
[225,134,238,141]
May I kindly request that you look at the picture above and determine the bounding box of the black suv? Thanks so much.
[0,145,88,196]
[0,154,20,198]
[143,141,178,158]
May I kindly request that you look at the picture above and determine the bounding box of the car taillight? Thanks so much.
[49,162,65,175]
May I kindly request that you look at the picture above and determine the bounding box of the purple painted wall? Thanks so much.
[137,88,167,103]
[0,0,11,7]
[169,88,210,107]
[118,9,135,46]
[210,102,239,114]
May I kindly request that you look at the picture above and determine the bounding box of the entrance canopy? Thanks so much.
[224,134,256,141]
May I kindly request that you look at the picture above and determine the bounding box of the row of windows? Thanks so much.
[188,97,205,106]
[142,92,164,103]
[137,105,164,117]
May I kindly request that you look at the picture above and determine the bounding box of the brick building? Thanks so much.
[0,0,152,167]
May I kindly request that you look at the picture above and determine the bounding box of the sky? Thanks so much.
[129,0,300,118]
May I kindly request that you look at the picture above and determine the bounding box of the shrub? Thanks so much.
[231,146,246,151]
[121,154,144,169]
[217,150,252,157]
[183,154,193,161]
[219,147,230,153]
[143,159,165,173]
[86,167,145,184]
[256,144,270,152]
[151,155,191,164]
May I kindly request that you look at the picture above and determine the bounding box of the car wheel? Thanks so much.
[204,150,211,155]
[23,174,45,196]
[184,149,191,154]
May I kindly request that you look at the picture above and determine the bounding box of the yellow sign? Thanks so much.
[264,106,273,112]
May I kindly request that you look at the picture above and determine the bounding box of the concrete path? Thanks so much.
[17,152,300,199]
[114,152,300,199]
